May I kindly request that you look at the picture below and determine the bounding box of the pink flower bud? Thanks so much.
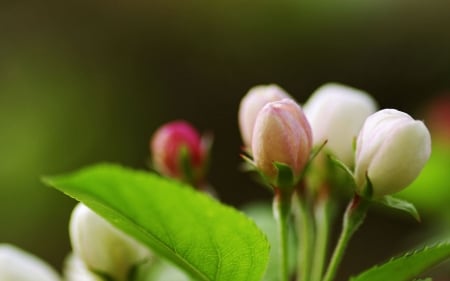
[354,109,432,197]
[238,84,291,151]
[150,121,207,184]
[252,99,313,184]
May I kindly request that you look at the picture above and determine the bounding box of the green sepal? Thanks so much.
[273,161,295,190]
[240,153,257,171]
[240,154,272,191]
[362,173,374,199]
[309,140,328,163]
[127,258,151,281]
[177,133,213,186]
[200,132,214,175]
[91,256,150,281]
[325,153,357,197]
[91,269,114,281]
[301,140,328,178]
[327,154,354,179]
[179,145,195,184]
[376,195,421,222]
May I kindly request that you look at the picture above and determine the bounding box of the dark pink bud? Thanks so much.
[150,121,207,183]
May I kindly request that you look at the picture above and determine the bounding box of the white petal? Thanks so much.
[238,84,291,149]
[304,83,377,166]
[0,244,60,281]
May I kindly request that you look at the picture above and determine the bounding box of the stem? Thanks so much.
[296,193,314,281]
[322,195,369,281]
[311,193,331,281]
[274,189,292,281]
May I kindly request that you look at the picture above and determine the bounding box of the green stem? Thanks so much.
[311,193,331,281]
[274,189,292,281]
[296,194,314,281]
[322,195,369,281]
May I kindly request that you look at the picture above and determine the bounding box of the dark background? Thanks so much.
[1,0,449,280]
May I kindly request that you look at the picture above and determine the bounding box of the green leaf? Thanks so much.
[43,164,269,281]
[350,241,450,281]
[376,196,420,222]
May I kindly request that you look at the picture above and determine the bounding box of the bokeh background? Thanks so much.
[1,0,449,280]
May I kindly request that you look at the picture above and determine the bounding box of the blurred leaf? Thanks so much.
[44,164,269,281]
[350,241,450,281]
[398,142,450,213]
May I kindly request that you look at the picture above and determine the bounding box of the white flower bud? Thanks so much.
[304,83,377,166]
[69,203,150,281]
[63,254,102,281]
[252,98,313,184]
[0,244,60,281]
[239,84,291,150]
[354,109,432,197]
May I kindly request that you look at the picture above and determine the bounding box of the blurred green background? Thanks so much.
[1,0,449,279]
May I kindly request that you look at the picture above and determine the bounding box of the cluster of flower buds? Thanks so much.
[150,120,210,187]
[149,82,431,199]
[238,83,432,198]
[68,203,151,281]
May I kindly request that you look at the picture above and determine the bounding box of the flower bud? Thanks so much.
[304,83,377,166]
[354,109,432,197]
[0,244,60,281]
[64,254,102,281]
[151,120,208,184]
[252,98,313,185]
[69,203,150,281]
[238,84,291,150]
